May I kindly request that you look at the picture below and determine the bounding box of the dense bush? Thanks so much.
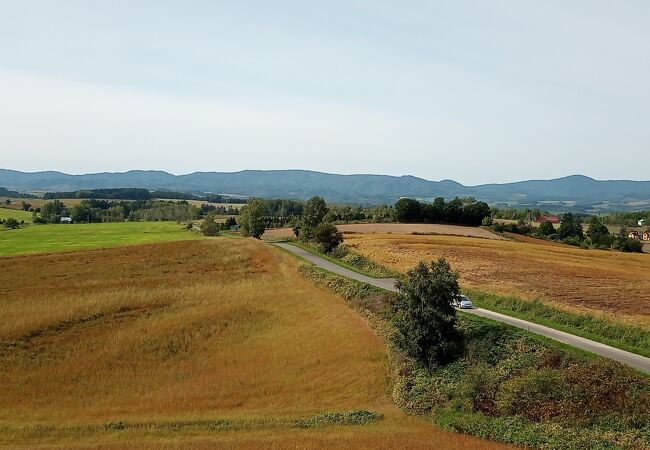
[400,315,650,449]
[313,222,343,253]
[3,217,20,229]
[200,215,220,236]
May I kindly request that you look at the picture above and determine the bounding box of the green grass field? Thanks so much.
[0,221,201,256]
[0,207,33,221]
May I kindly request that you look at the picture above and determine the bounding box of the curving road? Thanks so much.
[275,242,650,374]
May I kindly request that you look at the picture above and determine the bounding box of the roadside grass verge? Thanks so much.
[466,289,650,358]
[292,241,400,278]
[0,221,200,256]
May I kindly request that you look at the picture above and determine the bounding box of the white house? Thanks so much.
[60,217,72,223]
[639,219,646,227]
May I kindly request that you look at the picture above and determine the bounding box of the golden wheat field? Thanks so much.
[0,238,509,449]
[344,232,650,328]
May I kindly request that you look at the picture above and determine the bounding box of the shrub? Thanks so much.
[313,222,343,253]
[460,363,500,415]
[294,410,382,428]
[537,220,555,236]
[496,369,566,421]
[200,215,220,236]
[3,217,20,229]
[329,243,350,259]
[392,366,439,414]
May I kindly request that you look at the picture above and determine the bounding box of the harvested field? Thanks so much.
[344,233,650,328]
[338,223,502,239]
[262,227,296,240]
[262,223,501,240]
[0,239,509,449]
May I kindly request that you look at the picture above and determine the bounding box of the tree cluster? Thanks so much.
[394,197,491,226]
[292,196,344,253]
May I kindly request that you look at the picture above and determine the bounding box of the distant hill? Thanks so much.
[2,169,650,211]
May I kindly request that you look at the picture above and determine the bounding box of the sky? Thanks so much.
[0,0,648,185]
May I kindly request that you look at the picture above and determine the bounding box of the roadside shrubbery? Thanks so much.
[401,315,650,449]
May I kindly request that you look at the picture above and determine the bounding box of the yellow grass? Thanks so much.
[344,233,650,328]
[262,223,501,240]
[0,239,508,449]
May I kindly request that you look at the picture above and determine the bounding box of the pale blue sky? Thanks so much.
[1,1,648,184]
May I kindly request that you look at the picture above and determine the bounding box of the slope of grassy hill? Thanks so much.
[0,239,508,449]
[0,206,33,221]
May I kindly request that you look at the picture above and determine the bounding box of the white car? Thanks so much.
[453,294,473,309]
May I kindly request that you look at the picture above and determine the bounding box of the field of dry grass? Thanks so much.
[0,238,508,449]
[339,223,502,239]
[262,223,501,241]
[344,233,650,328]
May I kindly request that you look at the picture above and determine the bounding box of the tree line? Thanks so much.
[493,213,644,253]
[394,197,491,226]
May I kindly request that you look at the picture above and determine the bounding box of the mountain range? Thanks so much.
[2,169,650,212]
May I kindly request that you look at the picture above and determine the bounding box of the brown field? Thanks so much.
[262,223,501,240]
[0,239,508,449]
[344,233,650,328]
[338,223,502,239]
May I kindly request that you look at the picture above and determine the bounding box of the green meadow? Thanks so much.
[0,207,33,221]
[0,221,200,256]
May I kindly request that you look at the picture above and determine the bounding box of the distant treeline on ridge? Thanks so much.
[42,188,243,203]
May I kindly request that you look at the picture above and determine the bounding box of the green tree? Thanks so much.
[394,198,422,223]
[239,198,266,238]
[557,213,584,240]
[392,258,461,371]
[313,222,343,253]
[3,217,20,229]
[70,203,95,223]
[200,215,220,236]
[41,200,68,223]
[538,220,555,236]
[303,196,328,228]
[586,216,609,238]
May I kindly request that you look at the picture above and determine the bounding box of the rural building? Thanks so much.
[537,215,560,224]
[60,216,72,224]
[628,230,641,240]
[639,219,646,226]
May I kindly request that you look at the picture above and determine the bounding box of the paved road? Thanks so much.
[275,242,650,374]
